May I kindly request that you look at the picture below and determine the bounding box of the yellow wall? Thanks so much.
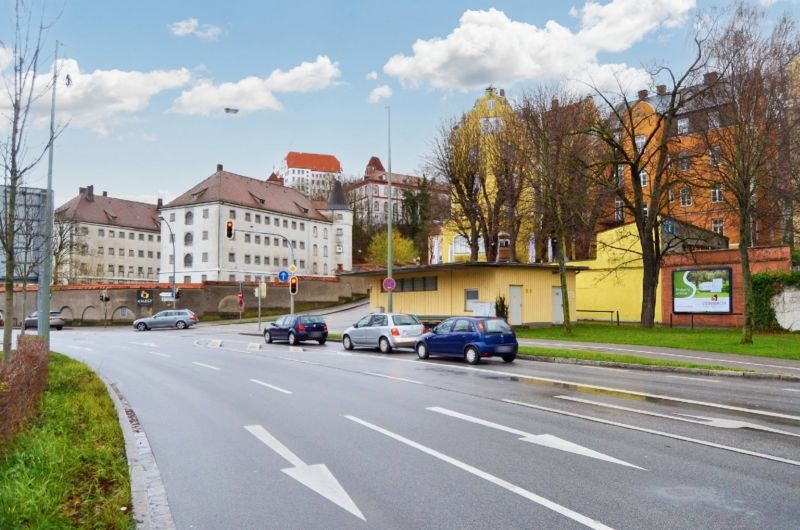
[571,223,662,323]
[367,267,577,324]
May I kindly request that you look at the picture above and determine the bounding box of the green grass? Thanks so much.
[327,332,342,341]
[515,323,800,360]
[0,353,132,529]
[517,346,737,371]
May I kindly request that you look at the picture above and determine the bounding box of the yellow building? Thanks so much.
[346,263,582,326]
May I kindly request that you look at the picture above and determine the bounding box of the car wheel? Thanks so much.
[176,320,187,329]
[502,354,516,363]
[264,330,273,343]
[465,346,481,365]
[342,334,354,350]
[416,342,429,360]
[136,322,147,331]
[288,332,297,345]
[56,326,63,331]
[318,339,326,345]
[379,337,392,354]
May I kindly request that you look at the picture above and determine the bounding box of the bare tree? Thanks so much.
[13,188,47,332]
[521,89,604,333]
[695,4,799,343]
[52,217,77,284]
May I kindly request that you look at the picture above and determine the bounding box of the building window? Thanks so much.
[138,266,144,276]
[228,252,235,263]
[680,187,692,207]
[292,240,296,249]
[336,228,343,236]
[313,262,318,274]
[313,244,318,257]
[635,135,645,152]
[282,239,287,247]
[229,274,236,281]
[119,265,125,274]
[129,249,134,257]
[300,241,305,250]
[324,263,328,275]
[282,258,288,267]
[184,232,193,246]
[244,275,251,282]
[677,117,689,135]
[157,252,161,259]
[148,267,153,276]
[244,234,251,243]
[169,212,175,222]
[202,252,208,263]
[255,256,261,265]
[184,275,191,283]
[169,254,174,264]
[148,251,153,258]
[109,230,115,238]
[663,219,676,235]
[465,289,479,311]
[668,188,675,202]
[299,260,305,268]
[138,250,144,258]
[614,165,624,188]
[244,255,251,265]
[265,238,270,246]
[678,153,691,172]
[323,228,328,239]
[323,246,328,257]
[313,226,318,237]
[245,212,251,222]
[109,248,115,256]
[201,274,207,282]
[185,211,194,225]
[203,208,209,219]
[614,199,624,222]
[265,217,271,226]
[708,111,720,130]
[642,205,649,218]
[98,228,105,236]
[202,231,209,240]
[639,170,648,188]
[148,234,153,242]
[709,146,722,167]
[712,219,724,235]
[108,264,114,274]
[255,214,261,223]
[264,257,270,265]
[253,235,260,244]
[139,233,144,241]
[292,221,297,229]
[98,246,104,255]
[711,183,723,203]
[300,222,305,231]
[129,232,134,240]
[282,219,288,228]
[229,209,236,220]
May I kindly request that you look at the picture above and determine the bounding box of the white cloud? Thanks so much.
[368,85,392,103]
[169,18,222,40]
[366,71,378,80]
[171,55,341,116]
[0,46,12,71]
[384,1,695,92]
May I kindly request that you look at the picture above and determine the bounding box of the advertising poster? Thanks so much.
[672,268,732,314]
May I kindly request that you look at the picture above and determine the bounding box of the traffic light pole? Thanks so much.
[159,216,177,309]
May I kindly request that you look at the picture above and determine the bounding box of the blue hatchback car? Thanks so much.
[264,314,328,345]
[415,317,517,364]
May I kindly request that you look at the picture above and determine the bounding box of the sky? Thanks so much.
[1,0,798,208]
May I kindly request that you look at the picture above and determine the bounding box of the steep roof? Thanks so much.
[364,156,385,176]
[285,151,342,173]
[55,186,160,231]
[164,166,331,222]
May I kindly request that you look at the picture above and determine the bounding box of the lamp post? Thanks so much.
[159,216,177,309]
[386,105,393,312]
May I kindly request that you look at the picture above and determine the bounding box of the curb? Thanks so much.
[103,378,176,530]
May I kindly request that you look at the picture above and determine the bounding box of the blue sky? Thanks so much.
[1,0,797,207]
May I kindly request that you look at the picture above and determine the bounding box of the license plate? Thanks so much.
[496,345,513,353]
[309,331,323,338]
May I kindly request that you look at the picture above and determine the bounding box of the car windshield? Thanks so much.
[302,316,324,324]
[482,319,512,333]
[392,314,420,326]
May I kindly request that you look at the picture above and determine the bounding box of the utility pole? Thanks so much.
[37,41,59,346]
[386,106,393,312]
[159,216,177,309]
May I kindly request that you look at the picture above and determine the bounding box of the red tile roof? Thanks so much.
[164,167,331,222]
[56,186,160,231]
[285,151,342,173]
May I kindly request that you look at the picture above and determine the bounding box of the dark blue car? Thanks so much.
[415,317,517,364]
[264,314,328,345]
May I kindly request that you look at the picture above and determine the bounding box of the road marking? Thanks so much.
[208,339,223,348]
[555,396,800,437]
[363,372,423,385]
[427,406,643,469]
[244,425,364,521]
[147,351,171,358]
[192,362,221,371]
[521,340,800,372]
[505,399,800,467]
[247,342,261,351]
[784,388,800,392]
[665,375,720,383]
[249,379,292,395]
[289,346,304,352]
[278,357,322,366]
[131,341,159,348]
[345,415,613,530]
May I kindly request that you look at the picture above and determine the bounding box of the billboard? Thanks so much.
[672,267,732,314]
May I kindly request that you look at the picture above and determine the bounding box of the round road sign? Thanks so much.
[382,277,397,292]
[278,270,290,282]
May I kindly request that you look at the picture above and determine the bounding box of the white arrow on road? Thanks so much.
[427,407,644,470]
[244,425,364,521]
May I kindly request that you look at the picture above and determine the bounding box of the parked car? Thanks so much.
[23,311,65,331]
[133,309,198,331]
[264,314,328,345]
[342,313,426,353]
[415,317,517,364]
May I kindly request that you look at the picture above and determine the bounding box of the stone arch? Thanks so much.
[59,305,74,321]
[81,305,100,322]
[111,306,135,322]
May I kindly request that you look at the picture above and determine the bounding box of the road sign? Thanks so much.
[278,270,290,282]
[382,277,396,292]
[159,292,174,301]
[289,264,297,275]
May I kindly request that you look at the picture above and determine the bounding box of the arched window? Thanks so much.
[323,246,328,258]
[313,226,318,237]
[185,210,194,225]
[184,254,193,267]
[184,232,193,246]
[313,244,318,257]
[680,186,692,207]
[313,262,318,274]
[323,263,328,275]
[323,228,328,239]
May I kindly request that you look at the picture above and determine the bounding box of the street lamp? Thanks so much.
[386,105,393,312]
[159,216,177,309]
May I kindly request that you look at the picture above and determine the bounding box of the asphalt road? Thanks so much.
[51,324,800,530]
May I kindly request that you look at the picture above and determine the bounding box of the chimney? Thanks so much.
[551,98,559,109]
[102,191,107,197]
[485,86,494,96]
[86,185,94,201]
[638,89,649,101]
[704,72,719,86]
[157,198,163,209]
[79,186,86,196]
[657,84,666,95]
[216,163,223,172]
[499,88,505,98]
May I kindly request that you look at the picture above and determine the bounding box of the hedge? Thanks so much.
[752,270,800,330]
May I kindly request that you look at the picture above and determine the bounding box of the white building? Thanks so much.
[159,164,352,284]
[279,151,342,201]
[55,185,162,283]
[0,185,49,282]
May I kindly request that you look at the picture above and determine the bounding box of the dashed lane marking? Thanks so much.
[192,362,221,371]
[249,378,292,394]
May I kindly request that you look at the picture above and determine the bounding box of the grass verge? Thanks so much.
[515,323,800,360]
[517,345,737,371]
[0,353,132,529]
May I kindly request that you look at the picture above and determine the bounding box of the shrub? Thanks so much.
[0,336,48,451]
[495,295,509,320]
[752,271,800,330]
[793,249,800,266]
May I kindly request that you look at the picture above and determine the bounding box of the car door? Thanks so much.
[350,315,373,346]
[365,314,387,346]
[150,311,166,328]
[451,319,478,355]
[272,316,288,340]
[427,319,454,355]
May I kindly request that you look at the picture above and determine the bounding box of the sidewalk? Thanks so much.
[519,338,800,377]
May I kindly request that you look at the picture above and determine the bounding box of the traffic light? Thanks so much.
[99,289,110,302]
[289,276,299,295]
[226,220,234,239]
[175,288,182,299]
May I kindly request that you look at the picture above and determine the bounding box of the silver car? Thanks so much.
[133,309,198,331]
[342,313,425,353]
[23,311,65,330]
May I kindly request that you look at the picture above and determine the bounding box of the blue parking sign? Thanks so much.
[278,270,290,282]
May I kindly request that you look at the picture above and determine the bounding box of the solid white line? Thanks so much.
[250,378,293,395]
[192,362,221,371]
[279,357,321,366]
[345,415,614,530]
[244,424,305,467]
[147,351,171,358]
[784,388,800,392]
[363,372,423,385]
[666,375,720,383]
[505,399,800,467]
